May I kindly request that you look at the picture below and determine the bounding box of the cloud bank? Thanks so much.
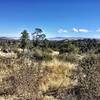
[58,28,90,33]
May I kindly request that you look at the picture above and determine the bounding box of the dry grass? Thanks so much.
[39,59,77,92]
[0,51,17,58]
[43,96,57,100]
[0,53,77,100]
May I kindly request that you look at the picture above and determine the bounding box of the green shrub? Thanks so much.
[59,41,79,54]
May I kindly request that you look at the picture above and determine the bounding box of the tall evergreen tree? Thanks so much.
[20,30,30,50]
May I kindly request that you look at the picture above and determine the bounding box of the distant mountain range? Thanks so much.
[0,37,19,43]
[0,37,14,40]
[48,37,98,41]
[0,37,19,40]
[0,36,100,41]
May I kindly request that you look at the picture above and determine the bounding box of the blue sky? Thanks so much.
[0,0,100,38]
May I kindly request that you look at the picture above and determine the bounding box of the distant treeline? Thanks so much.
[0,37,100,54]
[47,39,100,54]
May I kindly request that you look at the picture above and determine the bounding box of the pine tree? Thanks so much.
[20,30,30,51]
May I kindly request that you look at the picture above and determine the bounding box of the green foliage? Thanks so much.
[76,39,98,53]
[47,39,100,55]
[59,41,79,54]
[20,30,30,50]
[42,39,49,48]
[32,28,46,48]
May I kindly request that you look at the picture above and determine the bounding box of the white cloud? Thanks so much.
[78,29,89,33]
[71,28,89,33]
[96,29,100,32]
[58,28,68,33]
[58,28,90,33]
[72,28,79,32]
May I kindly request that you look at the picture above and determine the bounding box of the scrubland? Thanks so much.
[0,39,100,100]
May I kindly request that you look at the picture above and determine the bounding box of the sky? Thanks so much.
[0,0,100,38]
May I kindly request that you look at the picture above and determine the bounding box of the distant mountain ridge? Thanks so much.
[0,36,100,41]
[0,37,19,43]
[48,37,98,41]
[0,37,19,40]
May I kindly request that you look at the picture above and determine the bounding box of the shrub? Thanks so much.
[32,49,52,61]
[58,53,80,63]
[59,42,79,54]
[77,54,100,100]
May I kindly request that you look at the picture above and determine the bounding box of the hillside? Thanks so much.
[0,37,100,100]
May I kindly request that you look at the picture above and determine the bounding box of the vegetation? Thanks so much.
[0,28,100,100]
[20,30,30,50]
[32,28,46,48]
